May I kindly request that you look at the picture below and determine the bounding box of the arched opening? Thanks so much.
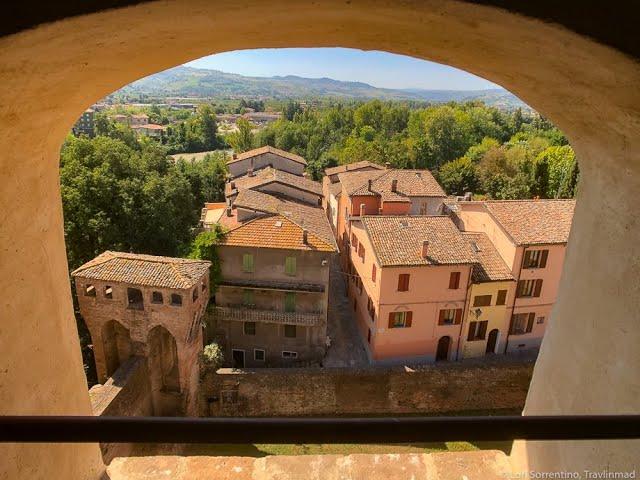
[101,320,132,378]
[436,336,451,361]
[486,329,500,355]
[3,1,640,477]
[147,325,180,394]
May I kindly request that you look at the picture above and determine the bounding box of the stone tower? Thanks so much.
[72,251,211,416]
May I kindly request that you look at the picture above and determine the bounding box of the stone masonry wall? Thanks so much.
[89,357,152,463]
[199,359,534,417]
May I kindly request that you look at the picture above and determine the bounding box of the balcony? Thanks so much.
[219,278,325,293]
[213,305,323,326]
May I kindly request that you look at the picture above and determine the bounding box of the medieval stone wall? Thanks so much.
[89,357,153,463]
[199,359,534,417]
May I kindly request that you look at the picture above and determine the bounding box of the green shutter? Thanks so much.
[243,253,254,272]
[242,289,254,306]
[284,292,296,312]
[285,256,297,276]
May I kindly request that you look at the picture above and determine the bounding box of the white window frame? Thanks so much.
[254,349,265,362]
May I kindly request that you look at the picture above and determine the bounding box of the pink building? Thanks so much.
[346,215,476,363]
[451,199,576,354]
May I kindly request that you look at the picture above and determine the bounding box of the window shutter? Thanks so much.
[523,250,532,268]
[467,322,476,341]
[372,264,376,282]
[479,321,488,339]
[397,275,402,291]
[496,289,507,305]
[438,309,445,325]
[448,272,458,289]
[540,250,549,268]
[533,279,543,297]
[285,257,296,276]
[516,280,524,297]
[454,308,462,324]
[405,311,413,327]
[388,312,395,328]
[509,315,516,334]
[526,312,535,332]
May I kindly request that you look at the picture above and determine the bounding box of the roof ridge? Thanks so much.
[279,212,334,251]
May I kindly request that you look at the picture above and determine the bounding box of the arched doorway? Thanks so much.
[436,336,451,361]
[147,326,180,393]
[101,320,132,378]
[486,329,500,355]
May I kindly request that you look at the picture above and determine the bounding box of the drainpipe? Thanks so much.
[504,246,527,354]
[455,266,474,361]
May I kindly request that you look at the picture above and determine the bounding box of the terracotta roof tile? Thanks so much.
[221,214,335,252]
[462,232,515,283]
[227,146,307,165]
[361,215,476,267]
[233,189,336,249]
[338,169,446,199]
[324,161,385,176]
[71,251,210,289]
[484,199,575,245]
[226,167,322,198]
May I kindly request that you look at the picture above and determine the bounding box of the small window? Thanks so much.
[496,289,507,306]
[537,316,545,324]
[358,244,365,262]
[152,291,163,304]
[510,312,535,335]
[244,322,256,336]
[397,273,410,292]
[284,324,297,338]
[467,320,488,341]
[388,311,412,328]
[104,286,113,299]
[170,293,182,306]
[473,295,492,307]
[282,351,298,359]
[84,285,96,297]
[523,249,549,269]
[192,288,199,302]
[371,264,377,283]
[517,279,543,298]
[285,256,297,276]
[254,349,265,361]
[284,292,296,313]
[242,289,254,306]
[438,308,462,326]
[449,272,461,289]
[127,288,143,310]
[242,253,254,273]
[351,233,358,250]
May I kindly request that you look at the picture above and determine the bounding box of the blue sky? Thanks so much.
[185,48,500,91]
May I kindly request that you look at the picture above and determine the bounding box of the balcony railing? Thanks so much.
[214,305,323,326]
[219,279,325,293]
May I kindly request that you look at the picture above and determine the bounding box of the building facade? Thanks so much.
[226,145,307,179]
[72,251,211,415]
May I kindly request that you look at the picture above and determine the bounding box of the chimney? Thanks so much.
[368,179,373,192]
[226,206,233,217]
[384,162,391,169]
[463,191,472,201]
[360,203,366,216]
[230,181,236,190]
[421,240,430,258]
[247,167,254,177]
[302,229,309,245]
[391,179,398,192]
[232,153,237,160]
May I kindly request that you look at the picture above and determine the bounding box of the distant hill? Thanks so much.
[114,66,530,110]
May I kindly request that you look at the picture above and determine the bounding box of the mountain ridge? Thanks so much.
[114,65,528,109]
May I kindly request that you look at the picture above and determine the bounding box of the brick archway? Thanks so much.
[1,1,639,478]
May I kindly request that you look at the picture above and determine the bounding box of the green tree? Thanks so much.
[438,157,479,195]
[228,118,255,153]
[188,226,225,290]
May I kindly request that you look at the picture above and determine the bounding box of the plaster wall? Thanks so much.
[1,0,639,476]
[228,152,305,178]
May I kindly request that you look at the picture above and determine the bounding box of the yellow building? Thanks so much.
[458,233,515,359]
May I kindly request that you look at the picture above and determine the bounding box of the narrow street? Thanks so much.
[323,256,369,367]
